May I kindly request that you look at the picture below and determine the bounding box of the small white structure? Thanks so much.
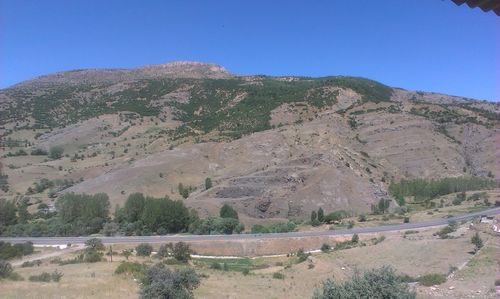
[480,215,494,224]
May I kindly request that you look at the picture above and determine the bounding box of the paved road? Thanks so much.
[1,207,499,245]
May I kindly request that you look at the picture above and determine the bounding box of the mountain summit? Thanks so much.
[140,61,231,79]
[11,61,232,89]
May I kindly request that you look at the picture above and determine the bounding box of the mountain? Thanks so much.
[1,61,498,222]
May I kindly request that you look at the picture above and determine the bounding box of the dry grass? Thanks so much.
[1,224,497,299]
[1,261,139,299]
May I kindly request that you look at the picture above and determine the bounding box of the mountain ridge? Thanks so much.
[0,62,498,221]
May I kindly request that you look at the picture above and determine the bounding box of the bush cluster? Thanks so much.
[0,241,34,260]
[313,266,416,299]
[140,263,200,299]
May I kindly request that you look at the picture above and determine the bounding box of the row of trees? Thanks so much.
[0,193,110,237]
[115,193,191,234]
[0,191,246,237]
[115,194,245,236]
[389,176,498,205]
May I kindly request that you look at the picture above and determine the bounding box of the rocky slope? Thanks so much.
[0,61,498,220]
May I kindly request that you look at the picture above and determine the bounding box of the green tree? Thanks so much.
[157,243,173,258]
[311,210,317,222]
[140,263,200,299]
[141,197,190,234]
[178,183,191,199]
[0,199,17,229]
[49,146,64,160]
[173,242,191,263]
[123,193,146,223]
[205,177,212,190]
[471,232,483,253]
[219,204,238,219]
[313,266,416,299]
[317,208,324,222]
[136,243,153,257]
[85,238,104,251]
[17,200,31,224]
[378,198,390,214]
[122,249,132,260]
[56,193,110,235]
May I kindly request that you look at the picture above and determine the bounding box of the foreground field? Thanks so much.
[1,222,498,299]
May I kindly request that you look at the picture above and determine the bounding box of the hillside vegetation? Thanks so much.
[0,61,498,223]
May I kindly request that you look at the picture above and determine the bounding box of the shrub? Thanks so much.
[313,266,416,299]
[403,217,410,223]
[452,197,463,206]
[0,260,13,278]
[121,249,133,260]
[251,221,296,234]
[272,272,285,279]
[51,270,63,282]
[399,274,418,283]
[358,214,367,222]
[205,178,212,190]
[140,263,200,299]
[49,146,64,160]
[311,219,321,227]
[21,260,42,267]
[84,250,103,263]
[234,223,245,234]
[323,210,349,223]
[189,216,241,235]
[210,261,222,270]
[334,240,357,251]
[136,243,153,257]
[436,222,457,239]
[220,204,238,219]
[177,183,193,199]
[418,273,446,286]
[173,242,191,263]
[0,241,34,260]
[296,249,310,263]
[30,148,48,155]
[321,243,331,253]
[373,235,386,245]
[351,234,359,243]
[29,272,51,282]
[242,268,250,275]
[85,238,104,251]
[471,232,483,252]
[115,262,145,276]
[157,243,173,258]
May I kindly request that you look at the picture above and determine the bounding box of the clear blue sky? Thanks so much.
[1,0,499,100]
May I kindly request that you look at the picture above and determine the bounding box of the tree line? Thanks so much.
[389,176,498,205]
[0,192,246,237]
